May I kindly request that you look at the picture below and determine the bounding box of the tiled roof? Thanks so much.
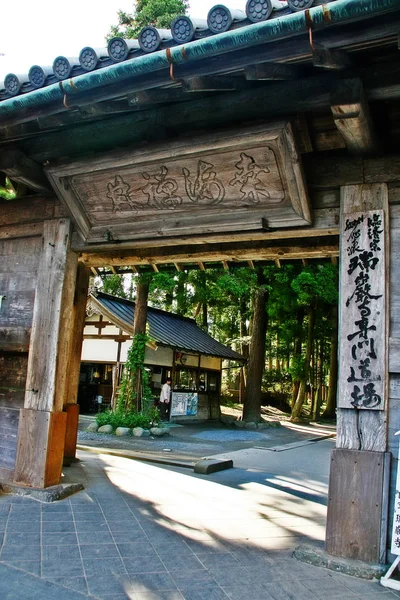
[91,291,245,362]
[0,1,330,101]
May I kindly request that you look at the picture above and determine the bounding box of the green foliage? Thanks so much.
[96,406,160,429]
[108,0,189,40]
[117,332,153,413]
[0,177,17,200]
[100,274,127,298]
[291,264,338,307]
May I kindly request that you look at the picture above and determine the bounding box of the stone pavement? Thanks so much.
[0,443,397,600]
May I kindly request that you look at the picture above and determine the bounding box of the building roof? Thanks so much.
[90,291,244,362]
[1,0,400,130]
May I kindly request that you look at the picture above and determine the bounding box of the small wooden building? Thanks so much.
[80,291,243,420]
[2,0,400,568]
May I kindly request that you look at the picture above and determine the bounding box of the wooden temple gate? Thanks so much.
[1,0,400,566]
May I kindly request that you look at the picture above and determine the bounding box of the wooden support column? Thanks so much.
[64,262,90,461]
[326,184,390,563]
[14,219,78,488]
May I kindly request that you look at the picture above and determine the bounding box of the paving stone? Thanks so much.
[160,554,205,571]
[123,554,167,574]
[264,580,319,600]
[197,553,239,569]
[222,585,276,600]
[83,557,127,577]
[43,518,78,533]
[2,560,41,576]
[1,543,41,561]
[130,572,178,592]
[42,544,81,561]
[80,543,120,559]
[208,567,255,587]
[45,576,88,594]
[74,519,107,532]
[117,542,157,557]
[3,532,41,546]
[135,592,184,600]
[41,559,85,579]
[77,530,115,545]
[172,570,218,589]
[0,564,89,600]
[179,585,229,600]
[5,520,40,533]
[42,532,78,545]
[86,573,133,596]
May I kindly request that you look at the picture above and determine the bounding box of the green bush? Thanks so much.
[96,406,160,430]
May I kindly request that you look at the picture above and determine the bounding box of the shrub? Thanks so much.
[96,406,160,430]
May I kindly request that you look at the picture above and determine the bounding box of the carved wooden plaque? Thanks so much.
[46,122,311,244]
[338,210,387,410]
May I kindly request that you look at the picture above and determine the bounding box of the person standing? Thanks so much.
[159,377,172,420]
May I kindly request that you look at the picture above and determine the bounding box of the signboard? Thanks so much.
[338,210,386,410]
[170,392,198,417]
[46,123,312,244]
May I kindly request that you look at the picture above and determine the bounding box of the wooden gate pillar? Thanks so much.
[326,184,390,564]
[13,219,78,488]
[63,263,90,461]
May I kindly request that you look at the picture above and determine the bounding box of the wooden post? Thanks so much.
[13,219,78,488]
[326,184,390,563]
[64,262,90,461]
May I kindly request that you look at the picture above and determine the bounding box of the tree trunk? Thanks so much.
[322,304,338,419]
[176,273,187,316]
[291,310,304,408]
[202,302,208,331]
[275,333,280,371]
[132,280,150,411]
[242,274,268,423]
[291,304,316,421]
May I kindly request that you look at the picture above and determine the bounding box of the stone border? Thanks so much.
[294,543,388,580]
[0,481,84,502]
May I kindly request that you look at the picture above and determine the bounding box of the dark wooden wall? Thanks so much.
[0,234,42,476]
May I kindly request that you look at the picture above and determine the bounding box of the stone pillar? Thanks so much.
[325,184,390,564]
[14,219,78,488]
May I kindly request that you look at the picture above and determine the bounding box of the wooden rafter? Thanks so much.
[312,46,352,70]
[0,150,51,194]
[245,63,300,81]
[331,78,378,155]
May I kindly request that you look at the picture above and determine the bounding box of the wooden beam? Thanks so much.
[245,63,300,81]
[128,89,189,106]
[80,242,339,268]
[109,266,117,274]
[151,263,159,273]
[331,79,378,155]
[312,46,352,70]
[183,76,243,92]
[275,259,281,269]
[174,262,183,272]
[0,150,51,194]
[222,261,229,271]
[84,334,130,341]
[91,267,99,276]
[248,260,255,270]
